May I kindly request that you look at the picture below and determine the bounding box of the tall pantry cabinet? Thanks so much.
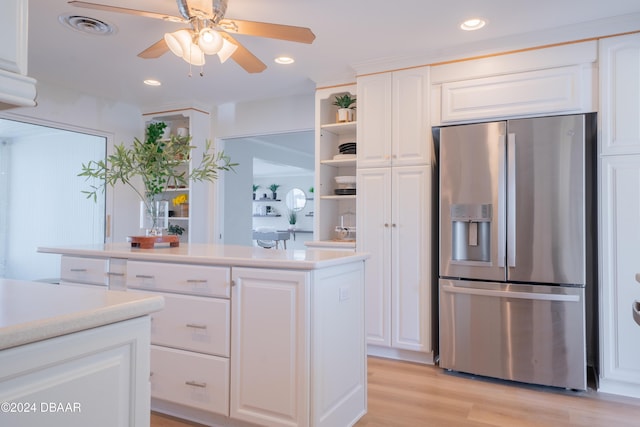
[356,67,434,362]
[598,32,640,398]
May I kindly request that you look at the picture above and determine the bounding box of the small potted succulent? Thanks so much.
[252,184,260,200]
[269,183,280,200]
[333,94,356,123]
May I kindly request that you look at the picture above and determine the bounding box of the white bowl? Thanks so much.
[334,176,356,184]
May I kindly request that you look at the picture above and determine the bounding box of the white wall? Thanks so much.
[1,79,144,243]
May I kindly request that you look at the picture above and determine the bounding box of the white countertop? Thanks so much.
[38,242,368,270]
[0,279,164,350]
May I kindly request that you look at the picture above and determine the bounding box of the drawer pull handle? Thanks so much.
[106,272,124,276]
[186,279,208,284]
[136,274,154,279]
[186,323,207,330]
[70,268,87,272]
[185,381,207,388]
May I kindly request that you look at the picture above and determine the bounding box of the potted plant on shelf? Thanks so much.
[288,210,297,230]
[252,184,260,200]
[333,94,356,123]
[269,184,280,200]
[79,121,236,236]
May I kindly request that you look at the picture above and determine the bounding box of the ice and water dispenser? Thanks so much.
[450,203,492,263]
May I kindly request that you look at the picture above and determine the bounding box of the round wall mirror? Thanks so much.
[285,188,306,211]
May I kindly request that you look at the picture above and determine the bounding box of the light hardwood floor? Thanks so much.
[151,356,640,427]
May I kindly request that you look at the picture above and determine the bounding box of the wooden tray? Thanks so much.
[128,235,179,249]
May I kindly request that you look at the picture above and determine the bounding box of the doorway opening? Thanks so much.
[221,130,314,249]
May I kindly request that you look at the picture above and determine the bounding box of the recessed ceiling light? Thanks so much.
[143,79,162,86]
[460,18,487,31]
[275,56,295,65]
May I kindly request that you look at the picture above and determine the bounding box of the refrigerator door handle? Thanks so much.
[497,134,506,268]
[441,284,580,302]
[507,133,516,268]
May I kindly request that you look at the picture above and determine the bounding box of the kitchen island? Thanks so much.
[38,243,368,427]
[0,279,164,427]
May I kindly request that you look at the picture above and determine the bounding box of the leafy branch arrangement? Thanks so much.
[79,122,237,204]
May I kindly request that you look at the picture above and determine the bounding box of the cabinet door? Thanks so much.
[131,290,230,357]
[600,33,640,155]
[391,165,431,352]
[230,268,309,427]
[150,345,229,416]
[357,168,392,346]
[599,155,640,397]
[60,255,108,286]
[392,67,431,166]
[357,73,392,168]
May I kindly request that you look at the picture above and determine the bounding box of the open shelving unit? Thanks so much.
[313,84,358,246]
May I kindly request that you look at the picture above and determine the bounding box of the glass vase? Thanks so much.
[139,200,169,236]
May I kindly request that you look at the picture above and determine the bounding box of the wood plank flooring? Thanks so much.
[151,356,640,427]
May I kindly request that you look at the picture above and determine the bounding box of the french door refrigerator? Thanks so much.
[436,113,597,390]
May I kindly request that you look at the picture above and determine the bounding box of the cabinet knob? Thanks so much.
[186,279,207,284]
[70,268,87,272]
[392,223,397,227]
[136,274,154,279]
[384,223,390,227]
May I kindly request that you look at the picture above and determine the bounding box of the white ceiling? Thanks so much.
[28,0,640,110]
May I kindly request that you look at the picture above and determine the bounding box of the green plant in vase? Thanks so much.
[269,184,280,200]
[332,94,356,122]
[288,210,297,228]
[79,121,237,236]
[253,184,260,200]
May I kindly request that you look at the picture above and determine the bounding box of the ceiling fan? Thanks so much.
[68,0,316,73]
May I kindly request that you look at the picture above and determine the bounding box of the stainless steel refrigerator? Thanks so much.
[436,113,597,390]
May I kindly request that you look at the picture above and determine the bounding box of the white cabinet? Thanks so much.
[357,166,432,360]
[0,316,151,427]
[60,255,126,289]
[142,107,213,243]
[599,33,640,156]
[356,67,433,363]
[314,85,357,243]
[231,264,366,427]
[357,67,431,168]
[0,0,36,109]
[150,345,230,416]
[598,32,640,399]
[230,267,308,426]
[127,260,232,417]
[599,155,640,398]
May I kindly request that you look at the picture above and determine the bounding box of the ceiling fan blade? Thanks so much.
[68,1,186,23]
[138,39,169,59]
[219,19,315,44]
[220,33,267,73]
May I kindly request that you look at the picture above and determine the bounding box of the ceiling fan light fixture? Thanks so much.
[164,29,192,57]
[198,28,223,55]
[217,38,238,63]
[182,43,206,66]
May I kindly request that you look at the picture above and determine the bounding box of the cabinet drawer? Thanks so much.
[150,345,229,416]
[60,255,108,286]
[127,261,230,298]
[139,291,230,357]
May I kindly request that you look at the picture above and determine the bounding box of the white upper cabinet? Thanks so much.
[357,67,431,168]
[600,33,640,156]
[0,0,36,109]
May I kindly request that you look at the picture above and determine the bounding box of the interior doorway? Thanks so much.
[221,130,314,248]
[0,118,106,280]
